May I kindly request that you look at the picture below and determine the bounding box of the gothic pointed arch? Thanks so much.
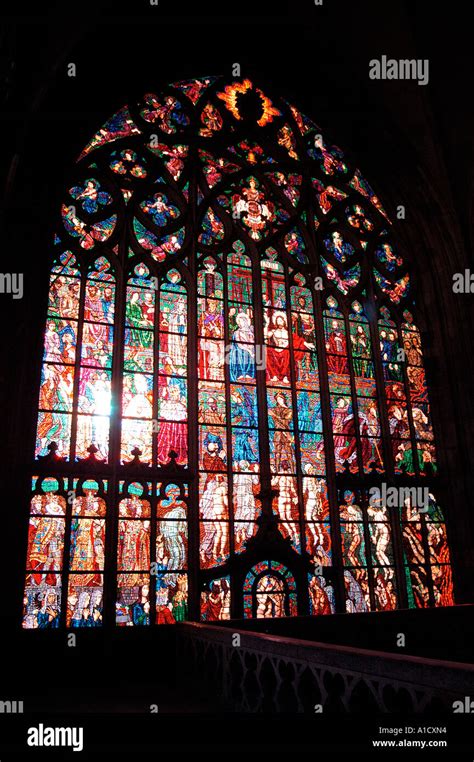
[23,76,454,629]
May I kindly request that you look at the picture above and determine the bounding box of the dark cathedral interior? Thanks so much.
[1,0,474,754]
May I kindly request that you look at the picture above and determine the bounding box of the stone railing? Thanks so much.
[176,622,474,713]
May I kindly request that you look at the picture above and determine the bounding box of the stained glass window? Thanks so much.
[23,76,454,628]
